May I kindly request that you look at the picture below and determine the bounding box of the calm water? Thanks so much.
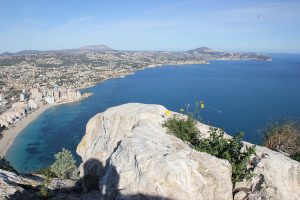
[6,54,300,172]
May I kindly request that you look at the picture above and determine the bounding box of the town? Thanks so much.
[0,85,87,133]
[0,45,270,137]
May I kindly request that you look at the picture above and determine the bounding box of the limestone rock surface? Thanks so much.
[77,103,233,200]
[0,169,42,198]
[235,145,300,200]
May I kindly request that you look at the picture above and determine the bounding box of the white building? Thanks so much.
[44,96,55,104]
[20,93,26,101]
[47,89,54,97]
[0,119,9,128]
[30,88,43,100]
[28,99,38,109]
[41,86,47,97]
[76,91,82,99]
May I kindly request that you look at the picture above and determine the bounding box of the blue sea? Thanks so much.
[5,54,300,173]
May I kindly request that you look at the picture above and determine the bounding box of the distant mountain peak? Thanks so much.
[0,51,13,56]
[79,44,112,50]
[0,44,115,56]
[187,47,215,53]
[60,44,114,54]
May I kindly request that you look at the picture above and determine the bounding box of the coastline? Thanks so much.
[0,93,93,157]
[0,59,267,158]
[0,63,183,157]
[0,104,54,157]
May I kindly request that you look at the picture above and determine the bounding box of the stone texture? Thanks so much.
[234,145,300,200]
[77,103,233,200]
[0,169,42,198]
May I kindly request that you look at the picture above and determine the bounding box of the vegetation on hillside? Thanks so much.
[262,119,300,162]
[163,115,200,146]
[163,106,256,184]
[35,148,79,199]
[0,157,18,173]
[196,128,255,183]
[50,148,78,179]
[37,148,78,179]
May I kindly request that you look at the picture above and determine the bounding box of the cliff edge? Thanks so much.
[76,103,300,200]
[77,103,232,200]
[1,103,299,199]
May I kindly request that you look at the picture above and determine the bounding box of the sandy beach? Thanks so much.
[0,104,54,157]
[0,63,198,159]
[0,92,93,157]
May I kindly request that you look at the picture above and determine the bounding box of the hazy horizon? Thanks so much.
[1,0,300,53]
[1,44,300,55]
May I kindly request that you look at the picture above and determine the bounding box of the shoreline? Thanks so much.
[0,104,54,157]
[0,59,267,158]
[0,93,93,157]
[0,63,185,158]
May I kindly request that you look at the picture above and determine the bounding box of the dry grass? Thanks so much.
[262,119,300,158]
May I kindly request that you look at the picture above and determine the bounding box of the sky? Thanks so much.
[0,0,300,53]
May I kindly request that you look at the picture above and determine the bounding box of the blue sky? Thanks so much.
[0,0,300,53]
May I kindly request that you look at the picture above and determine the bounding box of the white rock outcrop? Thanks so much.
[0,169,41,197]
[77,103,233,200]
[77,103,300,200]
[234,145,300,200]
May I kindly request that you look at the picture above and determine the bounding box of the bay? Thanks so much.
[6,53,300,172]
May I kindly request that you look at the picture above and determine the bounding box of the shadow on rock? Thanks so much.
[80,158,104,192]
[5,157,173,200]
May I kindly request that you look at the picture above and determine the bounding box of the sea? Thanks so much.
[5,53,300,173]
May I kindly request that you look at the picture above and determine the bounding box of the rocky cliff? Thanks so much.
[1,103,300,200]
[76,103,300,200]
[76,103,233,200]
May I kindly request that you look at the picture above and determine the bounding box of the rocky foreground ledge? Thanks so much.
[76,103,300,200]
[1,103,300,199]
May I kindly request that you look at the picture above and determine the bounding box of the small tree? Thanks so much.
[50,148,77,179]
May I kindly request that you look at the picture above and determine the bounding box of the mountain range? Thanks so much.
[0,44,113,56]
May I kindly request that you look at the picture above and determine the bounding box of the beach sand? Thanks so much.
[0,104,54,157]
[0,93,93,157]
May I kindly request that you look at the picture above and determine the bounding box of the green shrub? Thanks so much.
[163,115,256,184]
[36,166,56,178]
[35,148,78,199]
[262,119,300,162]
[196,128,256,184]
[38,175,52,199]
[50,148,78,179]
[0,157,18,173]
[290,153,300,162]
[163,115,200,146]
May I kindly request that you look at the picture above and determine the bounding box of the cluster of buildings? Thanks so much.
[28,86,82,104]
[0,86,82,130]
